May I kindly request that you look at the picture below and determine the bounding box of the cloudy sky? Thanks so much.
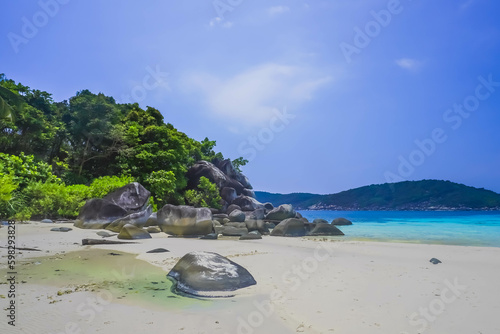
[2,0,500,194]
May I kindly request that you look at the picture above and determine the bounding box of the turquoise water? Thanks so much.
[298,210,500,247]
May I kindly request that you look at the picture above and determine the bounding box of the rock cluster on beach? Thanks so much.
[71,159,351,296]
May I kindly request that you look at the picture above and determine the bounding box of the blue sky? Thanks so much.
[2,0,500,194]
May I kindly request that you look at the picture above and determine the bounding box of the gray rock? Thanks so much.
[221,226,248,236]
[430,258,442,265]
[212,214,229,224]
[157,204,213,236]
[146,226,161,233]
[103,182,151,213]
[117,224,152,240]
[270,218,306,237]
[41,219,54,224]
[186,161,245,194]
[106,205,153,232]
[147,248,169,253]
[245,219,269,234]
[242,189,256,198]
[332,217,353,226]
[74,199,128,229]
[312,218,329,225]
[220,187,237,204]
[250,208,266,220]
[145,212,159,227]
[229,209,246,222]
[200,233,218,240]
[222,218,230,225]
[240,231,262,240]
[265,204,296,221]
[226,204,242,215]
[50,227,72,232]
[295,212,303,219]
[307,223,344,236]
[225,222,247,228]
[232,195,264,211]
[263,202,274,211]
[167,251,257,297]
[96,231,117,238]
[213,158,253,189]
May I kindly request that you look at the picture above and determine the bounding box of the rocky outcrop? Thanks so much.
[157,204,213,236]
[265,204,296,221]
[74,182,151,229]
[167,251,256,297]
[232,195,264,211]
[270,218,307,237]
[307,223,344,236]
[220,187,237,204]
[332,218,353,225]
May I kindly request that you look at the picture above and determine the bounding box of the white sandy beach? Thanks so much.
[1,221,500,334]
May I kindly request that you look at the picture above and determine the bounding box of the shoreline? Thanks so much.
[2,221,500,333]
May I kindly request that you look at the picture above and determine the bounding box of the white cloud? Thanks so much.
[395,58,423,72]
[182,63,332,127]
[267,6,290,16]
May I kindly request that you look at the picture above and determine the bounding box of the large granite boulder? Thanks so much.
[270,218,307,237]
[145,212,158,227]
[332,218,353,226]
[167,251,256,297]
[103,182,151,213]
[74,182,151,229]
[226,204,241,215]
[229,209,246,222]
[221,226,248,236]
[74,199,128,229]
[157,204,213,236]
[232,195,264,211]
[220,187,237,204]
[106,205,153,232]
[213,159,253,189]
[265,204,296,221]
[312,218,329,225]
[245,219,269,234]
[117,224,152,240]
[186,161,245,194]
[307,223,344,236]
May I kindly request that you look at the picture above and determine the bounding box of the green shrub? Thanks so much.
[184,176,221,209]
[0,152,60,188]
[88,175,135,198]
[0,173,19,219]
[145,170,177,208]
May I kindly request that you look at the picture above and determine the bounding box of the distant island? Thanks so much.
[256,180,500,211]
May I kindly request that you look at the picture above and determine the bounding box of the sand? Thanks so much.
[1,221,500,334]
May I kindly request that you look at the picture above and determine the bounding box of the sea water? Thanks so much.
[298,210,500,247]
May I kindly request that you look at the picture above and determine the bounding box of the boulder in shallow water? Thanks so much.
[157,204,213,236]
[117,224,152,240]
[331,217,353,226]
[307,223,344,236]
[270,218,306,237]
[312,218,329,225]
[167,251,256,297]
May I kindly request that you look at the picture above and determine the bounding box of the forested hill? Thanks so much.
[256,180,500,211]
[0,74,246,219]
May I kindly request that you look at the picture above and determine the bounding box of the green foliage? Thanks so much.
[0,152,60,188]
[184,176,221,209]
[145,170,179,207]
[0,173,19,218]
[0,74,244,217]
[88,175,135,198]
[232,157,249,172]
